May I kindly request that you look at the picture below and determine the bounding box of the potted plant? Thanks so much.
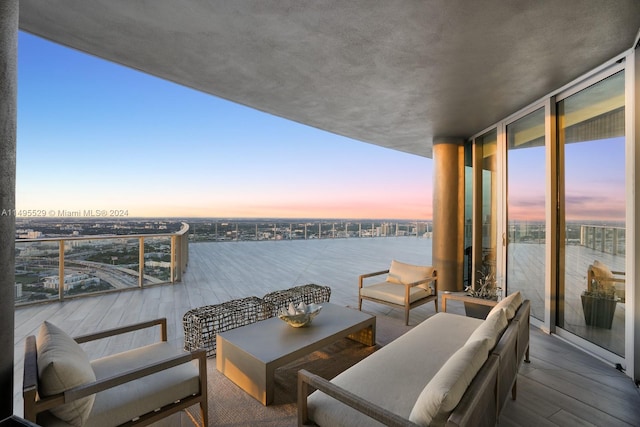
[463,266,501,319]
[581,278,617,329]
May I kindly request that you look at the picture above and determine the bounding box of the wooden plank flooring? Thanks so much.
[12,237,640,425]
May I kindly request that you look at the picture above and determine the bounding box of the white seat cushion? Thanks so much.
[360,281,432,305]
[87,342,200,427]
[37,321,96,427]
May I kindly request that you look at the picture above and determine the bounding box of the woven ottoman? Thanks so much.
[263,284,331,316]
[183,296,273,357]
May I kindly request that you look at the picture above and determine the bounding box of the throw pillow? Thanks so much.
[387,260,434,291]
[37,321,96,427]
[409,339,490,426]
[465,308,508,350]
[488,291,522,320]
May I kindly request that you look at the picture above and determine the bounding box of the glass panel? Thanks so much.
[190,219,432,241]
[506,108,546,320]
[143,236,173,284]
[463,143,473,288]
[480,129,498,274]
[72,238,141,291]
[558,71,625,355]
[15,241,60,304]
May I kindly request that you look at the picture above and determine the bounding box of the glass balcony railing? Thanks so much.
[14,223,189,306]
[189,220,432,242]
[578,224,625,255]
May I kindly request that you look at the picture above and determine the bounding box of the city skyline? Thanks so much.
[17,32,433,220]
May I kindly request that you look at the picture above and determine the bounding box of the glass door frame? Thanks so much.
[469,128,498,292]
[498,100,555,330]
[469,101,552,325]
[553,61,628,367]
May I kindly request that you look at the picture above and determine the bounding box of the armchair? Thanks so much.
[23,318,208,427]
[358,260,437,325]
[588,260,625,302]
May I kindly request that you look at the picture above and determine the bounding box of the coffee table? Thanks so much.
[216,302,376,405]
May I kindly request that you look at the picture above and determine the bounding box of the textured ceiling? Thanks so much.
[18,0,640,158]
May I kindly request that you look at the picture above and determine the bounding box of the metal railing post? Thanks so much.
[138,236,144,288]
[171,235,177,283]
[58,240,65,301]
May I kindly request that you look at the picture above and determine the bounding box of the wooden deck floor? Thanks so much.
[12,237,640,425]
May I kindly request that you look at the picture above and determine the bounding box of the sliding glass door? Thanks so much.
[506,108,546,321]
[557,71,625,356]
[469,130,498,287]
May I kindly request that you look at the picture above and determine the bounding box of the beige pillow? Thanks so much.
[488,291,522,320]
[37,321,96,427]
[592,260,616,287]
[593,260,613,277]
[465,308,508,350]
[387,260,434,291]
[409,339,489,426]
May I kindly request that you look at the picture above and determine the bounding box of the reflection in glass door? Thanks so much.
[477,130,497,281]
[506,108,546,320]
[464,144,473,288]
[558,71,625,355]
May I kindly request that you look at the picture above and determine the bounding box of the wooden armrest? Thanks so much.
[74,318,167,344]
[359,270,389,280]
[404,276,436,289]
[23,336,38,393]
[297,369,418,427]
[359,270,389,288]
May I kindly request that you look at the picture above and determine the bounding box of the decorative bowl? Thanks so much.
[278,302,322,327]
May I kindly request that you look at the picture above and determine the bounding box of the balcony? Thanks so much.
[12,234,640,425]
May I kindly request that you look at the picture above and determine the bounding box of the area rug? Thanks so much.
[186,309,415,426]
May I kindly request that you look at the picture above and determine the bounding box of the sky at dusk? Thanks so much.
[507,136,625,224]
[16,32,433,220]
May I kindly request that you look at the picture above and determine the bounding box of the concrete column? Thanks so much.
[432,137,465,292]
[0,0,18,418]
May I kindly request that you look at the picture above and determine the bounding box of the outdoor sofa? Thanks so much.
[298,292,530,426]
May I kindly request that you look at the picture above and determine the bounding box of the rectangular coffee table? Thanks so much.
[216,302,376,405]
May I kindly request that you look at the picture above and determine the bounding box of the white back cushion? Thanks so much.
[409,339,490,426]
[465,308,508,350]
[387,260,434,291]
[37,321,96,427]
[488,291,522,320]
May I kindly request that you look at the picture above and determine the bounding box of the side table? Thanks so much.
[441,292,498,313]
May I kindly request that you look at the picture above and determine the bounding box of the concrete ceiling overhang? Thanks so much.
[17,0,640,158]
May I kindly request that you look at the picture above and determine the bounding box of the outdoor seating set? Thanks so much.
[21,261,528,427]
[21,284,331,427]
